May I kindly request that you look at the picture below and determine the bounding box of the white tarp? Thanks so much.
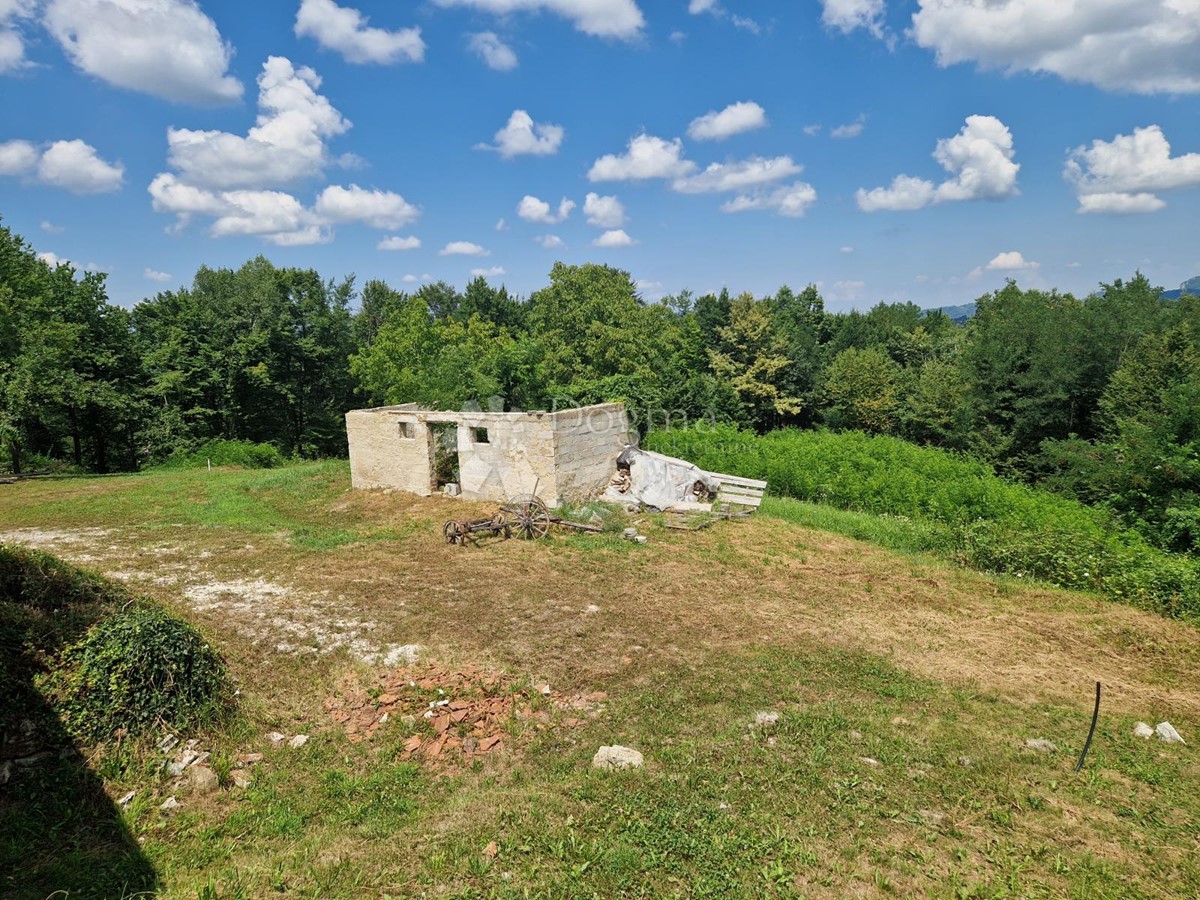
[602,446,720,511]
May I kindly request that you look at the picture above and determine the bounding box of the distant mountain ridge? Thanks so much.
[927,276,1198,321]
[923,302,976,323]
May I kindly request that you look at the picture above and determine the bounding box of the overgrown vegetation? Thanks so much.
[649,426,1200,619]
[154,437,287,470]
[0,544,232,744]
[47,605,231,742]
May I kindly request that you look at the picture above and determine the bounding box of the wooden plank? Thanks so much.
[712,474,768,489]
[716,494,763,508]
[717,485,766,499]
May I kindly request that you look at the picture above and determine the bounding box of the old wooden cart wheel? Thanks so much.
[503,494,551,540]
[443,520,463,545]
[491,512,512,539]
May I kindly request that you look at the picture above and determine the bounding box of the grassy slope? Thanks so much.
[2,463,1199,899]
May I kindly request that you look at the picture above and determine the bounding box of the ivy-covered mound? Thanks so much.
[1,544,232,745]
[46,605,231,742]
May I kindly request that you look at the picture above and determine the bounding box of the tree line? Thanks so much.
[2,220,1196,553]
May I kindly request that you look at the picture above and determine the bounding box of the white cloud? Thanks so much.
[494,218,508,230]
[468,31,517,70]
[470,265,506,277]
[295,0,424,65]
[689,0,760,33]
[0,0,35,72]
[687,101,768,141]
[43,0,242,104]
[149,174,415,245]
[377,235,421,250]
[911,0,1200,95]
[1065,125,1200,214]
[731,14,759,33]
[803,124,822,136]
[37,251,71,268]
[986,250,1039,271]
[673,155,802,194]
[830,114,866,139]
[0,138,124,193]
[432,0,644,39]
[820,0,885,38]
[583,191,625,228]
[165,57,350,191]
[855,174,936,212]
[720,181,818,217]
[856,115,1019,211]
[516,194,575,223]
[402,274,419,283]
[830,279,866,301]
[536,234,564,248]
[669,29,686,43]
[593,229,635,247]
[144,267,172,281]
[209,189,328,246]
[588,134,696,182]
[0,139,38,176]
[840,245,854,253]
[41,220,64,234]
[477,109,564,158]
[440,241,489,256]
[336,152,368,170]
[37,139,125,193]
[1077,192,1167,215]
[315,184,420,228]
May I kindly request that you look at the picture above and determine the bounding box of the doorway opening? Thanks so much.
[429,423,460,489]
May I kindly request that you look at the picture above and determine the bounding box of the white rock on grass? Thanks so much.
[266,732,286,745]
[859,756,882,767]
[188,765,219,795]
[160,796,180,811]
[1024,738,1058,753]
[288,734,309,749]
[753,711,779,728]
[1133,722,1154,739]
[1155,722,1186,744]
[592,745,644,770]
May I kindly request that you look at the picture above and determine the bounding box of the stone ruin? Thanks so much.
[345,402,632,508]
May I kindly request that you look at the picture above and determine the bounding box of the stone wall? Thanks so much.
[345,406,433,493]
[451,412,556,502]
[549,403,633,502]
[345,403,632,506]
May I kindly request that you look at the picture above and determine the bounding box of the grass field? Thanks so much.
[3,462,1199,898]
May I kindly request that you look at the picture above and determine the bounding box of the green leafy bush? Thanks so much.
[647,425,1200,620]
[46,605,231,742]
[157,438,286,470]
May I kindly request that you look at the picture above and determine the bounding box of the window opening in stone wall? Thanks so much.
[397,421,414,439]
[472,427,489,444]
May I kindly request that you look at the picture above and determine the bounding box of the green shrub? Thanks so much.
[45,605,231,742]
[647,425,1200,620]
[157,438,286,470]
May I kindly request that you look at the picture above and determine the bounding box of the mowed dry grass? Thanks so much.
[4,464,1199,726]
[6,464,1200,898]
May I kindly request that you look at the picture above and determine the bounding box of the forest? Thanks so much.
[2,219,1197,558]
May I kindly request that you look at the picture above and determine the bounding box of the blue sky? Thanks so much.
[2,0,1199,310]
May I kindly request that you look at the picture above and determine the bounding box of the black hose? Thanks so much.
[1074,681,1101,773]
